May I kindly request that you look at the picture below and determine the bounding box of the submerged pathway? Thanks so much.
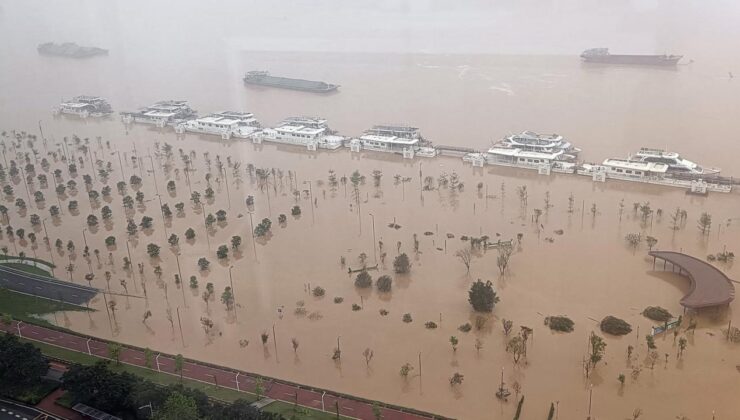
[0,320,445,420]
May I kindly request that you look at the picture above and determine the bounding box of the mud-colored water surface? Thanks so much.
[0,121,738,419]
[2,2,740,416]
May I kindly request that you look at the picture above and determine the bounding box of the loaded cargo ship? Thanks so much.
[580,48,681,66]
[243,71,339,93]
[38,42,108,58]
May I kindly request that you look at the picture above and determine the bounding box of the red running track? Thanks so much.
[1,321,439,420]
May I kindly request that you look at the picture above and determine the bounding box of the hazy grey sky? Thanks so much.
[2,0,739,59]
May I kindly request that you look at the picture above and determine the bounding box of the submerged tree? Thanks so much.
[468,279,499,312]
[393,253,411,273]
[455,249,472,274]
[589,332,607,369]
[698,212,712,235]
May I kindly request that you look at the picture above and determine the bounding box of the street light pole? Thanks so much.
[223,167,231,209]
[175,252,185,306]
[155,354,161,372]
[42,218,55,276]
[155,194,168,241]
[176,306,185,347]
[229,265,237,321]
[200,203,210,251]
[248,211,257,261]
[86,338,92,355]
[147,155,160,195]
[125,240,138,293]
[303,180,314,224]
[369,213,377,264]
[115,150,125,183]
[18,165,32,204]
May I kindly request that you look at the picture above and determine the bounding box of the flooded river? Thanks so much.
[2,1,740,418]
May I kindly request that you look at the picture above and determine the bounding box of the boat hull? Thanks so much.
[581,54,681,66]
[243,75,339,93]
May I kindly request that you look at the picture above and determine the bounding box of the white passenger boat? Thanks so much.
[350,125,425,158]
[260,117,345,149]
[486,147,564,170]
[495,131,581,161]
[181,111,260,139]
[628,148,720,175]
[120,100,197,127]
[54,96,113,118]
[584,159,669,180]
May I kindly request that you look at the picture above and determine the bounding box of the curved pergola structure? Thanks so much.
[649,251,736,309]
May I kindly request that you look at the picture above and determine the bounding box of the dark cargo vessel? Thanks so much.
[243,71,339,93]
[580,48,681,66]
[38,42,108,58]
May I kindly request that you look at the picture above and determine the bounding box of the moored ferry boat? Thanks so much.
[485,147,564,171]
[496,131,580,161]
[628,148,720,175]
[54,96,113,118]
[181,111,260,139]
[260,117,345,149]
[351,125,424,158]
[120,100,197,127]
[589,159,669,180]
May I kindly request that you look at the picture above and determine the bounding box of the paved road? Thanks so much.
[0,398,61,420]
[1,321,442,420]
[0,265,97,305]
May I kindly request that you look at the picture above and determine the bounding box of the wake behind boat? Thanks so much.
[243,71,339,93]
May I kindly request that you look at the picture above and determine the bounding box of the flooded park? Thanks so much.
[2,1,740,419]
[0,117,738,418]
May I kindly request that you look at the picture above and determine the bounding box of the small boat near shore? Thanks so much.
[53,96,113,118]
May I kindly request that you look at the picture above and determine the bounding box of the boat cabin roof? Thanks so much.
[197,116,240,125]
[73,95,105,102]
[487,147,562,160]
[636,148,679,159]
[196,112,256,125]
[276,124,325,135]
[62,102,92,109]
[516,131,562,140]
[143,110,178,118]
[285,116,327,126]
[360,134,419,145]
[367,125,420,138]
[603,159,668,173]
[213,111,255,119]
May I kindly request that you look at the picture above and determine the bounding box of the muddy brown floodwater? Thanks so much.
[0,119,738,419]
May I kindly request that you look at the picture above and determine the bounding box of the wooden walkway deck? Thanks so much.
[649,251,736,309]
